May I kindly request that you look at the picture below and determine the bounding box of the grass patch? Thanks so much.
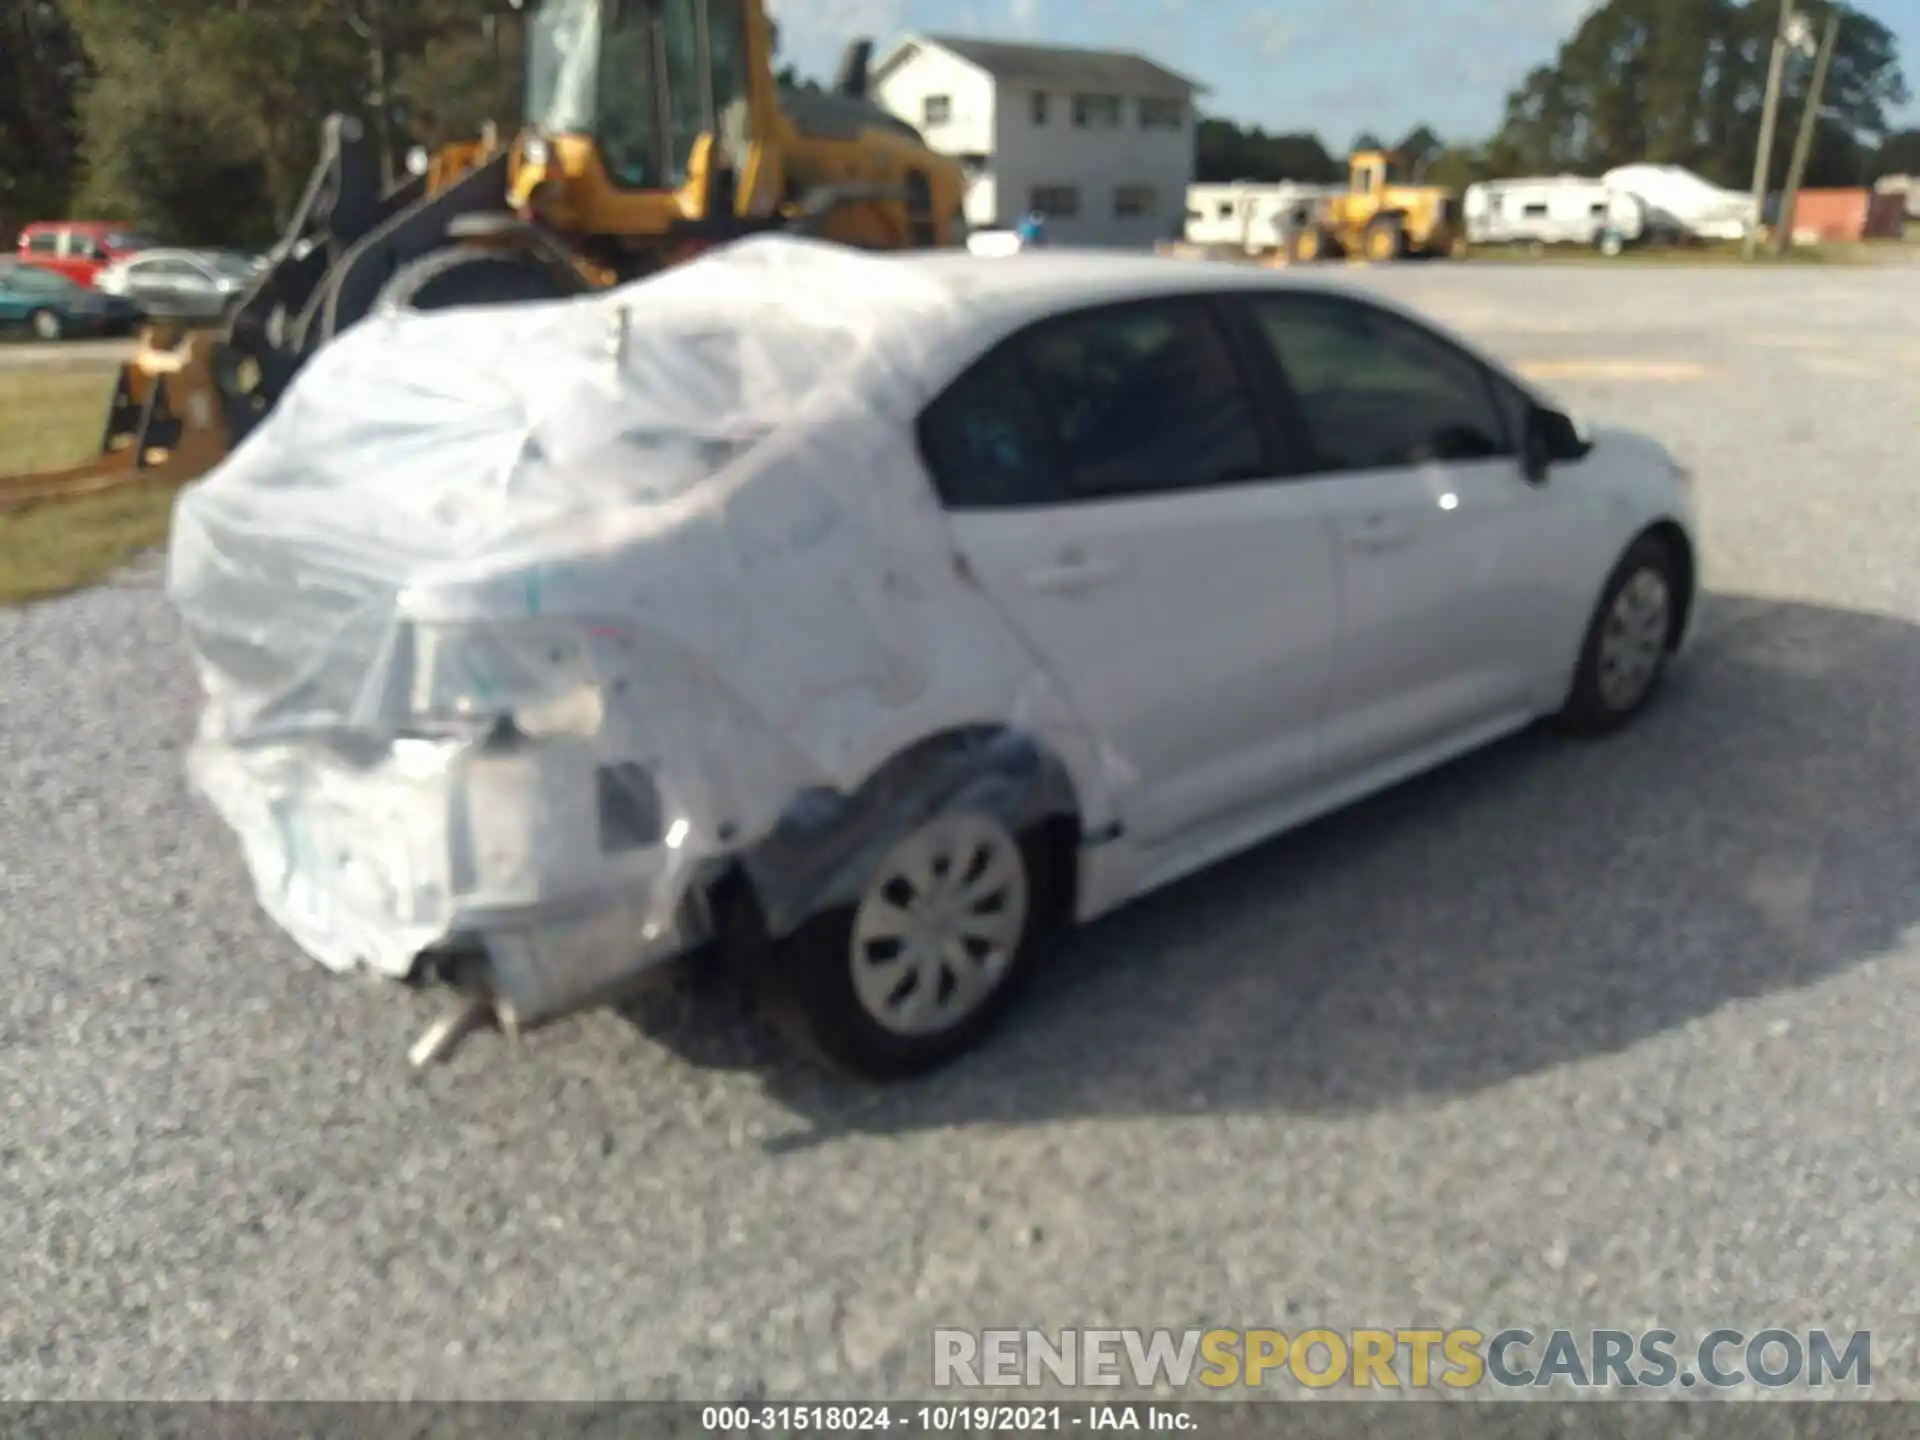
[0,479,185,605]
[0,362,181,606]
[0,364,117,475]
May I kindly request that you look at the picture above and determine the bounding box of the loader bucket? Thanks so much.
[0,325,234,513]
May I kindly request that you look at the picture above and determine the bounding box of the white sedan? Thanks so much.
[168,239,1697,1078]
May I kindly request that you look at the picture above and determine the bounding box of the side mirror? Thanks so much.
[1522,404,1589,482]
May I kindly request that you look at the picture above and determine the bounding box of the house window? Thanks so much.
[1139,97,1184,129]
[1030,90,1049,125]
[923,94,952,125]
[1072,93,1122,128]
[1115,184,1157,218]
[1030,185,1080,218]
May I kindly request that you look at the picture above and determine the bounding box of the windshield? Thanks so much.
[661,0,751,186]
[526,0,603,134]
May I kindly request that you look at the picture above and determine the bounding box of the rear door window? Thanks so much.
[918,344,1065,510]
[1019,298,1268,500]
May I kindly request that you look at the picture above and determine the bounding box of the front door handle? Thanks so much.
[1024,553,1122,594]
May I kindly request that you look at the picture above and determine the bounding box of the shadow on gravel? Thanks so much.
[617,592,1920,1145]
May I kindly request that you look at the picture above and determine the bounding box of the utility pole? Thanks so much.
[1773,10,1841,258]
[1745,0,1796,258]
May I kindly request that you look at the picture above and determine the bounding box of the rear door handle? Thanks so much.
[1024,554,1122,594]
[1343,513,1415,553]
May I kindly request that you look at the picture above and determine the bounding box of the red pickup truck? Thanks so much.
[16,220,160,288]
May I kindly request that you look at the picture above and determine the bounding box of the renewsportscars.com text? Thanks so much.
[932,1327,1873,1392]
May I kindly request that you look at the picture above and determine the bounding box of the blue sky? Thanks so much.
[775,0,1920,149]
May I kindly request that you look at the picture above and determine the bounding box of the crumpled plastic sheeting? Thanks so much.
[167,236,1101,1011]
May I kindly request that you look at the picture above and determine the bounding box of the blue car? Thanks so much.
[0,262,144,341]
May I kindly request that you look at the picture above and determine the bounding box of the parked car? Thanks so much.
[167,238,1699,1078]
[15,220,160,288]
[0,261,145,340]
[94,247,260,320]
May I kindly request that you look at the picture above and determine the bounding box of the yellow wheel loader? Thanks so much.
[3,0,968,505]
[1287,149,1469,264]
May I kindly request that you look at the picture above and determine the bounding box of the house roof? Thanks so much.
[876,34,1206,98]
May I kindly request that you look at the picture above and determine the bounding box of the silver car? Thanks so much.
[95,248,260,321]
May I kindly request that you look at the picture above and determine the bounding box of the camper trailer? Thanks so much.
[1602,164,1758,242]
[1464,176,1646,249]
[1184,181,1343,255]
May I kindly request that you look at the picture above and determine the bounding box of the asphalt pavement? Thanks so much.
[2,265,1917,1402]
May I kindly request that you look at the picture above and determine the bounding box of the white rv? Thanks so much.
[1464,176,1647,249]
[1184,182,1343,254]
[1602,164,1758,242]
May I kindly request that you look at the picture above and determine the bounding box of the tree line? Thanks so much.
[1198,0,1913,193]
[2,0,526,247]
[2,0,1914,248]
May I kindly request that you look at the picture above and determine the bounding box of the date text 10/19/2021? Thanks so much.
[702,1406,1188,1431]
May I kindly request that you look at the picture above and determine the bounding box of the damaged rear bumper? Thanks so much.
[190,725,719,1046]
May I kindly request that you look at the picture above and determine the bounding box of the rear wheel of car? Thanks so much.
[29,308,62,342]
[774,809,1054,1079]
[1554,532,1681,735]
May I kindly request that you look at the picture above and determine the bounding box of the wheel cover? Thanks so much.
[849,812,1030,1038]
[33,311,59,339]
[1597,567,1671,711]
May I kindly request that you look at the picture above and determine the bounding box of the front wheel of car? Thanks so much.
[774,809,1054,1079]
[1554,532,1681,736]
[29,309,62,342]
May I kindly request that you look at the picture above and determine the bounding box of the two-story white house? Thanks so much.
[870,34,1204,248]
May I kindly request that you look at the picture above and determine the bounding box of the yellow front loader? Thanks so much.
[1289,149,1470,264]
[2,0,968,510]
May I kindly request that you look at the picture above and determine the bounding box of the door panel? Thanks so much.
[920,297,1342,849]
[950,485,1341,848]
[1312,458,1574,778]
[1246,290,1586,779]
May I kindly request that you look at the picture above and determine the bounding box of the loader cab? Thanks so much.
[1349,150,1412,200]
[519,0,777,232]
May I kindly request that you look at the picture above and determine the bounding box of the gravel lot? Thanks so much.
[3,264,1917,1403]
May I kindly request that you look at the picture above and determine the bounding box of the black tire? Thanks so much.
[29,308,62,342]
[1364,218,1404,262]
[376,247,581,313]
[1554,532,1682,736]
[769,815,1060,1080]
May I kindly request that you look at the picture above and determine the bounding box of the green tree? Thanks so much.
[1874,127,1920,176]
[0,0,88,241]
[1424,144,1497,190]
[1395,124,1445,172]
[1486,0,1908,187]
[1195,119,1340,182]
[64,0,523,244]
